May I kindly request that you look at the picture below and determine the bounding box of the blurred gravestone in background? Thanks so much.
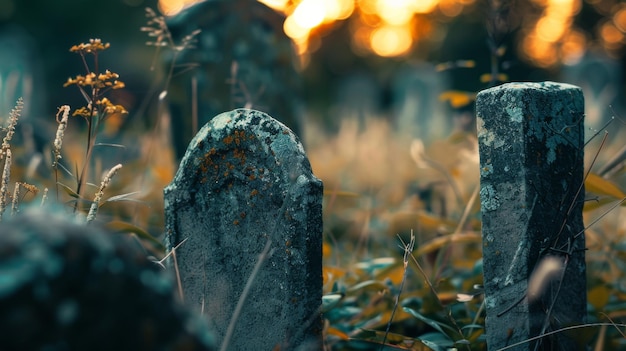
[333,72,381,129]
[0,25,48,153]
[166,0,302,160]
[392,63,450,141]
[561,53,623,132]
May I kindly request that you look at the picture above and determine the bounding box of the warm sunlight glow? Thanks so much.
[561,29,587,64]
[522,0,580,67]
[600,22,624,45]
[292,0,326,29]
[413,0,439,13]
[157,0,474,59]
[325,0,355,20]
[376,0,414,25]
[536,16,567,42]
[155,0,622,64]
[439,0,464,17]
[370,25,412,57]
[258,0,289,11]
[284,15,310,41]
[158,0,186,16]
[614,6,626,32]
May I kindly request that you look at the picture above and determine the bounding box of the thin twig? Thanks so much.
[158,238,188,300]
[495,323,626,351]
[381,232,415,349]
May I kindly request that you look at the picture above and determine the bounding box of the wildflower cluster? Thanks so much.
[63,70,125,90]
[61,39,127,213]
[64,39,127,120]
[69,38,110,53]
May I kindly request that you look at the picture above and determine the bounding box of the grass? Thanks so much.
[312,114,626,350]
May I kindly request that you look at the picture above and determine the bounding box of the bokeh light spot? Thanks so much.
[158,0,185,16]
[292,0,326,29]
[370,26,412,57]
[614,7,626,33]
[601,22,624,45]
[377,0,414,25]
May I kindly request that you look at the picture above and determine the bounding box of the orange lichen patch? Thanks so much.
[250,189,259,197]
[223,129,249,146]
[198,147,219,183]
[233,149,247,164]
[233,219,240,225]
[223,135,234,145]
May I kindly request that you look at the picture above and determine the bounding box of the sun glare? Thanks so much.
[371,25,412,57]
[521,0,581,67]
[156,0,621,66]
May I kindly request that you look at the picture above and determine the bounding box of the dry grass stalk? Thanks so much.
[0,149,12,220]
[86,164,122,223]
[1,98,22,161]
[53,105,71,167]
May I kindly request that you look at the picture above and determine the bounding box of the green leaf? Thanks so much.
[103,191,143,203]
[418,333,452,350]
[347,280,389,294]
[354,257,396,272]
[57,182,79,198]
[588,285,610,310]
[460,324,484,331]
[105,221,164,251]
[403,307,455,337]
[56,162,75,178]
[322,293,343,311]
[585,173,626,199]
[94,142,126,149]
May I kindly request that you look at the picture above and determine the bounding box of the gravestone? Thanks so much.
[0,208,215,351]
[561,53,621,131]
[0,25,48,153]
[392,63,449,140]
[166,0,302,160]
[164,109,323,350]
[333,72,380,128]
[476,82,586,350]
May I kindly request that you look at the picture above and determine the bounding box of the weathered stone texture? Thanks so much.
[476,82,586,350]
[164,109,323,350]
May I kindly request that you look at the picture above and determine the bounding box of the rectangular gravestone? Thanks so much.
[164,109,323,350]
[476,82,586,350]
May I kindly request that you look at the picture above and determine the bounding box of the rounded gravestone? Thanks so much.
[164,109,323,350]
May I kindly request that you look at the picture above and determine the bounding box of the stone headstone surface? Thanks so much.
[166,0,302,160]
[164,109,323,350]
[0,208,215,351]
[476,82,586,350]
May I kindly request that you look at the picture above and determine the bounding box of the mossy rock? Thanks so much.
[0,209,215,351]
